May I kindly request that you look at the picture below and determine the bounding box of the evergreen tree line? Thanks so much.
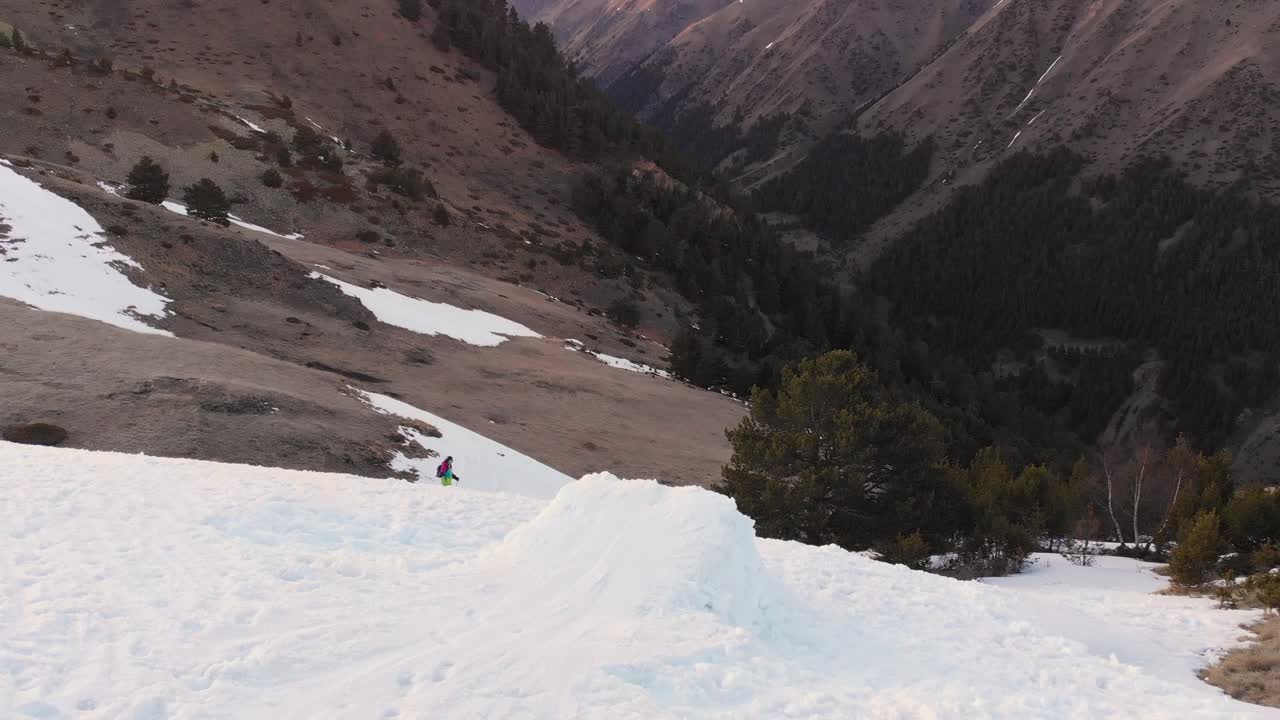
[873,148,1280,450]
[426,0,705,186]
[572,167,1081,471]
[723,351,1280,578]
[755,130,935,242]
[997,347,1142,442]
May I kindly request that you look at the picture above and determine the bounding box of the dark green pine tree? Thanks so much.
[370,129,402,167]
[398,0,422,22]
[182,178,231,226]
[125,156,170,204]
[721,350,951,550]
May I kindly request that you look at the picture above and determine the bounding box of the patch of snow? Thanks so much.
[1007,130,1023,148]
[305,116,345,147]
[0,162,171,335]
[1,443,1274,719]
[232,113,266,134]
[764,41,775,50]
[160,200,302,239]
[565,338,671,379]
[1027,109,1047,125]
[97,180,121,196]
[359,390,570,498]
[983,553,1265,690]
[1015,55,1063,111]
[312,272,541,346]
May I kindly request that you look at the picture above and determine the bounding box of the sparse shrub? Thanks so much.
[1170,511,1224,586]
[275,145,293,167]
[431,21,451,51]
[881,532,931,570]
[371,129,402,166]
[433,203,451,226]
[292,127,342,171]
[260,168,284,188]
[182,178,231,226]
[1246,574,1280,615]
[606,298,640,328]
[11,28,26,53]
[125,156,170,204]
[91,57,113,75]
[398,0,423,21]
[3,422,68,446]
[53,48,73,67]
[105,106,118,119]
[107,225,128,236]
[1255,543,1280,573]
[370,167,433,200]
[208,150,220,163]
[0,29,11,50]
[356,229,380,244]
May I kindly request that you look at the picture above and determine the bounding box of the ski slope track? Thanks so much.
[2,440,1274,719]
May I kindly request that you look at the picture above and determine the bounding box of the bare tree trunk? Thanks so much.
[1132,447,1149,551]
[1154,466,1185,545]
[1102,455,1126,544]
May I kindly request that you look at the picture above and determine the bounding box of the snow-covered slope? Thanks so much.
[360,389,571,498]
[3,441,1273,719]
[312,272,541,347]
[0,161,171,335]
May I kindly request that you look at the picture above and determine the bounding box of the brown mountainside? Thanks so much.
[861,0,1280,197]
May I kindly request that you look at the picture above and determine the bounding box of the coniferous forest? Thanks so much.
[873,149,1280,451]
[427,0,704,185]
[756,130,935,241]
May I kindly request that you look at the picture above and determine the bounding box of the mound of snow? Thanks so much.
[0,161,171,335]
[2,442,1273,719]
[360,390,570,497]
[313,272,541,346]
[487,474,772,626]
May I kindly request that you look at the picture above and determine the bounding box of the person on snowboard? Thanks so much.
[436,456,460,486]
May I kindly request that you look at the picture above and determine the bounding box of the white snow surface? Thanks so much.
[160,200,302,239]
[1016,54,1063,111]
[566,338,672,379]
[312,272,541,346]
[0,161,171,335]
[360,389,571,498]
[3,440,1275,719]
[232,113,266,134]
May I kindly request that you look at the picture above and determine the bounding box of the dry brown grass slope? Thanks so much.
[1202,618,1280,707]
[0,3,748,485]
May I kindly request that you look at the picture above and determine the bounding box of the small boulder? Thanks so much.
[3,422,68,446]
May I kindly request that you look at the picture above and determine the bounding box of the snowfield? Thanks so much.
[566,338,672,379]
[0,161,171,335]
[311,272,541,346]
[3,439,1275,719]
[360,389,571,498]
